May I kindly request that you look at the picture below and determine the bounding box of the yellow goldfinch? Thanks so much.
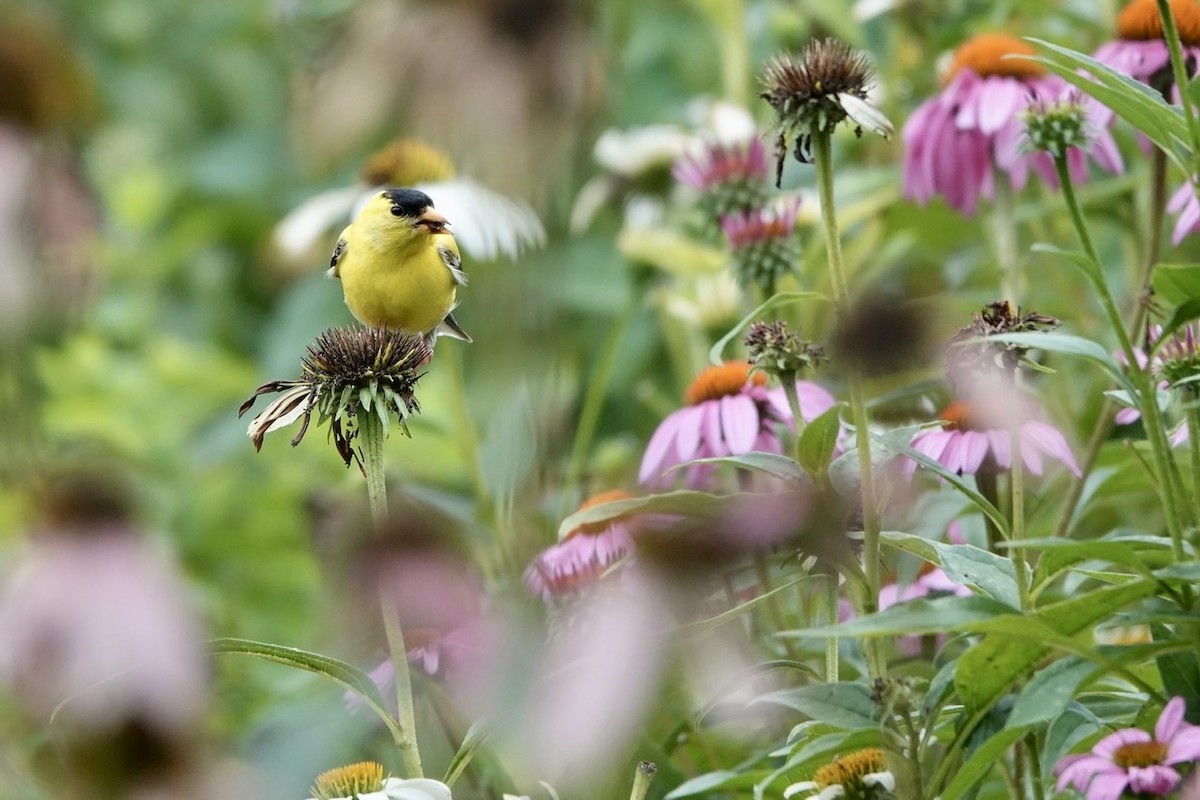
[327,188,471,347]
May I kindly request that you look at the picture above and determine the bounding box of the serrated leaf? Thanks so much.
[750,682,880,730]
[797,405,843,477]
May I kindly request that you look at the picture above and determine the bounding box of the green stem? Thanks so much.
[824,572,839,683]
[1053,154,1189,560]
[1187,401,1200,521]
[1052,147,1168,538]
[990,161,1020,302]
[1028,730,1046,800]
[629,761,657,800]
[359,410,424,778]
[1007,387,1031,613]
[811,129,885,680]
[1156,0,1200,175]
[780,369,805,447]
[753,552,799,660]
[563,303,635,511]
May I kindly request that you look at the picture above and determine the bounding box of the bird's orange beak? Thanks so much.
[416,206,450,234]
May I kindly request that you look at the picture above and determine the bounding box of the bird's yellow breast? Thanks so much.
[338,225,458,334]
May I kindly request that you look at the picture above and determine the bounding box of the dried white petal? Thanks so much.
[838,93,894,139]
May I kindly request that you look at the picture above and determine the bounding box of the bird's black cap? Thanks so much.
[383,187,435,218]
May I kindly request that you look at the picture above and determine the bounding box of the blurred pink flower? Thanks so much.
[905,398,1081,478]
[673,137,769,193]
[1095,0,1200,245]
[1055,696,1200,798]
[903,34,1121,217]
[639,361,835,489]
[1093,0,1200,91]
[0,529,207,734]
[719,198,801,249]
[524,489,637,600]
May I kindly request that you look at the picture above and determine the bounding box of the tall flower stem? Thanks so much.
[1053,147,1168,538]
[779,370,807,446]
[823,572,839,682]
[629,761,657,800]
[1007,387,1031,613]
[1187,402,1200,518]
[359,410,424,779]
[1157,0,1200,175]
[990,161,1020,302]
[811,129,885,679]
[1052,155,1189,560]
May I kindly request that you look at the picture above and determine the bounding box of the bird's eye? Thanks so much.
[390,206,403,217]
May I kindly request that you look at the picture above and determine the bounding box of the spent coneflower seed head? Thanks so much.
[946,300,1060,383]
[759,38,892,185]
[239,327,430,467]
[744,320,827,378]
[311,761,385,800]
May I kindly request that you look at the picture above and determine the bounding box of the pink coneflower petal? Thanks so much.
[987,429,1011,470]
[1023,420,1081,476]
[639,411,682,483]
[721,393,760,454]
[959,430,991,474]
[673,404,705,463]
[1129,765,1181,795]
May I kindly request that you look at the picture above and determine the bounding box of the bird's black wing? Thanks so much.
[439,245,468,286]
[325,236,348,279]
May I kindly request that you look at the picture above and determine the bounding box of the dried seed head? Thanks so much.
[946,300,1059,384]
[759,39,891,184]
[744,320,827,378]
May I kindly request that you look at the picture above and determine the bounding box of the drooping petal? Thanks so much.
[1126,764,1180,796]
[719,394,760,455]
[672,404,706,464]
[639,411,683,484]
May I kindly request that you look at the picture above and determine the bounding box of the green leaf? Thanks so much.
[871,433,1010,538]
[1153,624,1200,724]
[1032,243,1101,285]
[750,682,880,730]
[210,638,395,730]
[443,719,490,787]
[1006,657,1096,728]
[556,490,728,540]
[939,725,1030,800]
[783,595,1015,638]
[797,405,843,477]
[1151,262,1200,305]
[1025,39,1190,170]
[882,531,1019,608]
[982,331,1136,394]
[668,452,807,483]
[954,579,1157,711]
[665,771,748,799]
[708,292,830,365]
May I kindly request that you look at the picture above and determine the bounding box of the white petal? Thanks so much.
[273,183,364,259]
[382,777,454,800]
[838,93,894,139]
[416,178,545,261]
[783,781,819,798]
[864,771,896,791]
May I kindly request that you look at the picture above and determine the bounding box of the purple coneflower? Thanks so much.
[673,137,771,217]
[720,199,802,292]
[903,34,1122,217]
[1094,0,1200,245]
[639,361,835,489]
[1055,696,1200,799]
[525,490,638,600]
[905,398,1081,478]
[1094,0,1200,93]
